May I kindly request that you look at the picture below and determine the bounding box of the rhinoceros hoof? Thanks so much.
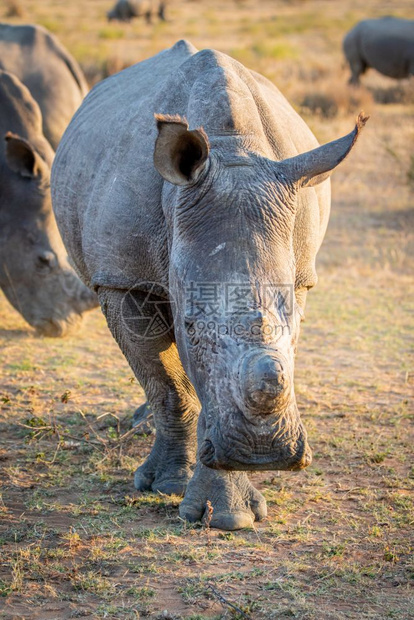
[179,465,267,531]
[134,467,190,496]
[134,436,194,497]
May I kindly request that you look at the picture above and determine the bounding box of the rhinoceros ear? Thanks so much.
[278,112,369,188]
[5,132,47,179]
[153,114,210,186]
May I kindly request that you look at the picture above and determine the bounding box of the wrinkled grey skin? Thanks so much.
[0,23,88,150]
[107,0,166,23]
[343,17,414,85]
[0,70,98,336]
[52,41,367,529]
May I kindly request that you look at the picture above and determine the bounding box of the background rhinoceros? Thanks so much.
[52,40,367,529]
[343,17,414,84]
[107,0,166,23]
[0,70,97,337]
[0,23,89,150]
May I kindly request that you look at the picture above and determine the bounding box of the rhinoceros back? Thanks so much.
[52,40,198,291]
[52,40,327,294]
[361,17,414,79]
[0,23,88,149]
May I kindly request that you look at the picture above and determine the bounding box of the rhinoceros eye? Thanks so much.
[37,251,56,270]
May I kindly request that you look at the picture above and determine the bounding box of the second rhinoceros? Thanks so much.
[52,41,367,529]
[343,17,414,84]
[0,70,97,336]
[107,0,166,23]
[0,23,88,150]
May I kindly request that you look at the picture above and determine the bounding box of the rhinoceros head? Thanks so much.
[153,112,368,471]
[0,132,98,336]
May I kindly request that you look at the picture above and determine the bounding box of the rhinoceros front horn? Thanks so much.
[277,111,369,188]
[153,113,210,187]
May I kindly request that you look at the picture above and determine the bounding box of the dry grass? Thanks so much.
[1,0,412,95]
[1,0,414,618]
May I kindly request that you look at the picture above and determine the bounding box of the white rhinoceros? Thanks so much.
[107,0,166,23]
[343,17,414,84]
[52,41,367,529]
[0,23,88,150]
[0,70,97,336]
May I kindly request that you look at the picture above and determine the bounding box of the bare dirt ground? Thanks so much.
[1,1,413,618]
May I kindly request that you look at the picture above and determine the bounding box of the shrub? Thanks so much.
[407,155,414,187]
[5,0,24,17]
[371,81,414,105]
[300,92,338,119]
[298,77,374,119]
[82,57,133,87]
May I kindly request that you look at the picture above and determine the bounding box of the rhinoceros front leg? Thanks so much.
[98,287,199,496]
[179,463,267,530]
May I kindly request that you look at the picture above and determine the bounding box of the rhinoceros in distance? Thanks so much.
[52,40,368,529]
[107,0,166,23]
[0,23,89,151]
[0,70,98,337]
[343,17,414,85]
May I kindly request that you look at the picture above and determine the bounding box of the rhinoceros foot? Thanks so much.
[134,433,194,496]
[179,463,267,530]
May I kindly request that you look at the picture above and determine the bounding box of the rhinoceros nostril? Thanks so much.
[290,442,312,470]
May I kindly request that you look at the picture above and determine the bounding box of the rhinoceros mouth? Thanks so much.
[200,441,311,471]
[33,313,83,337]
[199,424,311,471]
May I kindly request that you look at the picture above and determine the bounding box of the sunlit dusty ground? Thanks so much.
[1,0,413,618]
